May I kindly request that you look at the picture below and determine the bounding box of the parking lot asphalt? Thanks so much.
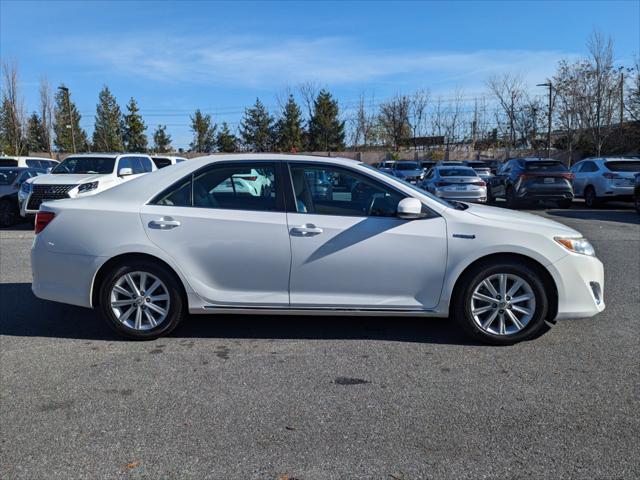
[1,201,639,480]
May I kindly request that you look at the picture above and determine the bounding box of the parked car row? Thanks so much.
[373,157,640,212]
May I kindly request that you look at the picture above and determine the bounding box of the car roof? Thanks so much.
[62,153,152,159]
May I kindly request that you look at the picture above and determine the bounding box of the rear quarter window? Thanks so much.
[524,161,568,172]
[604,161,640,172]
[0,159,18,167]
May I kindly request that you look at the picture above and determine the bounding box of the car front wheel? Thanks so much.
[454,261,550,345]
[99,260,184,340]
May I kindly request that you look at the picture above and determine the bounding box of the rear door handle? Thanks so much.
[290,224,323,236]
[148,217,181,229]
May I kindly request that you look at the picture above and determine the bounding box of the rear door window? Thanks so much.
[152,157,172,169]
[0,158,18,167]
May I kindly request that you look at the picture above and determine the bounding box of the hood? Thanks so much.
[465,202,581,236]
[30,173,112,185]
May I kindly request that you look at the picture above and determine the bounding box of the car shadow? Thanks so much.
[0,282,475,345]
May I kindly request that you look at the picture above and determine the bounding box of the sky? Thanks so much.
[1,0,639,149]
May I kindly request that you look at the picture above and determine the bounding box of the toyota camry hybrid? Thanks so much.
[31,154,605,344]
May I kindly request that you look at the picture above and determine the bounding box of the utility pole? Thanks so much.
[58,86,76,153]
[620,71,624,127]
[537,81,553,158]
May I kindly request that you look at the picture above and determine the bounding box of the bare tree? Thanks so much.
[577,31,620,155]
[554,60,584,164]
[408,89,430,154]
[351,92,377,149]
[0,62,26,155]
[297,81,320,121]
[486,73,526,148]
[625,56,640,122]
[378,94,411,151]
[39,77,54,156]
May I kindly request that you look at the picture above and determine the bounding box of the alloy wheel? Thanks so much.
[109,271,170,331]
[470,273,536,336]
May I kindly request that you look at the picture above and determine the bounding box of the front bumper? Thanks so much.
[548,252,605,320]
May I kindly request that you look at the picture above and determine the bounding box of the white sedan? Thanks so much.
[31,154,605,344]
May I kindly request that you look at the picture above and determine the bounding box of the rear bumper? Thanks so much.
[548,253,605,320]
[516,188,573,200]
[31,243,103,308]
[435,188,487,203]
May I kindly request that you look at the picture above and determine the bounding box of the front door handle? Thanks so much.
[148,217,181,229]
[290,224,323,236]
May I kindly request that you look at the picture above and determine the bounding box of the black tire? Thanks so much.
[98,259,184,340]
[557,198,573,209]
[635,193,640,215]
[0,199,17,227]
[584,186,601,208]
[453,260,550,345]
[505,186,519,209]
[486,185,495,204]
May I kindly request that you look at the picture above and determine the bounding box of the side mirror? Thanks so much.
[118,167,133,177]
[397,198,425,220]
[46,167,53,173]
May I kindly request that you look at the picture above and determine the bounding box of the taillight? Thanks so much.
[238,176,257,181]
[603,172,619,180]
[473,180,486,187]
[561,172,575,180]
[35,211,55,234]
[435,181,449,187]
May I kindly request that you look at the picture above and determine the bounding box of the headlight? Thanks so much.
[554,237,595,256]
[78,181,99,193]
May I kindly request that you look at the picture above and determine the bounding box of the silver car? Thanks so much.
[421,166,487,203]
[570,157,640,207]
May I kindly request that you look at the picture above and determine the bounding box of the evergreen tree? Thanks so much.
[275,95,304,152]
[216,122,238,152]
[53,85,88,153]
[123,97,148,152]
[189,109,217,152]
[152,125,172,153]
[26,112,48,152]
[0,98,26,155]
[239,98,274,152]
[92,85,123,152]
[308,89,345,151]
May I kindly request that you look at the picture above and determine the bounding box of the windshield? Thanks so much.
[440,167,478,177]
[52,156,115,174]
[396,162,419,170]
[360,163,454,208]
[0,169,21,185]
[524,161,567,172]
[604,161,640,172]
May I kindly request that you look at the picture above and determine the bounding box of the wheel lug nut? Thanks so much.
[499,309,504,314]
[496,295,501,300]
[492,304,497,308]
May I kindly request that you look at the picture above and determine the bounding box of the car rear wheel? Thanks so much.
[453,261,550,345]
[584,186,601,208]
[99,260,184,340]
[505,186,519,209]
[635,192,640,214]
[557,198,573,209]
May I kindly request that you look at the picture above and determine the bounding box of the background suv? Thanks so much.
[0,156,59,170]
[488,158,574,208]
[570,157,640,207]
[20,153,156,217]
[0,167,47,226]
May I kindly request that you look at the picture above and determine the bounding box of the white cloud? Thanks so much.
[49,34,577,90]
